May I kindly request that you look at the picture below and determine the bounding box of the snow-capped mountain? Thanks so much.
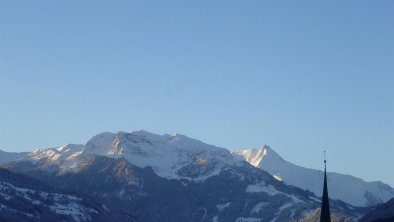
[0,149,28,164]
[82,131,241,180]
[234,146,394,207]
[0,131,370,221]
[24,131,240,181]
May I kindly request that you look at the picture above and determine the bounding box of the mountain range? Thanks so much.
[234,146,394,207]
[0,130,390,221]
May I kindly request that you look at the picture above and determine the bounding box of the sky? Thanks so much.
[0,0,393,186]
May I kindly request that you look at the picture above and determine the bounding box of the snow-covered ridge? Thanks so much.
[234,146,394,207]
[26,144,83,164]
[18,131,240,181]
[82,131,240,179]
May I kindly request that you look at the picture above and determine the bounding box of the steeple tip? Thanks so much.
[320,149,331,222]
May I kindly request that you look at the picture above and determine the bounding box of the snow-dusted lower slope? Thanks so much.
[234,146,394,207]
[0,181,97,221]
[0,168,132,222]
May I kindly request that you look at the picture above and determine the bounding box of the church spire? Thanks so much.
[320,150,331,222]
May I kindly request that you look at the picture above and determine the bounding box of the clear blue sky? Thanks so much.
[1,0,393,186]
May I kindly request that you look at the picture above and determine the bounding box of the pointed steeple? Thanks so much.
[320,150,331,222]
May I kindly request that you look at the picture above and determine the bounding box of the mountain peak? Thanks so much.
[234,145,284,168]
[83,132,116,156]
[235,146,394,207]
[81,130,238,180]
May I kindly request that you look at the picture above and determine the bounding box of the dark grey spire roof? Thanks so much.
[320,151,331,222]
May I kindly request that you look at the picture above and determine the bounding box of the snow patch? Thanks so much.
[246,181,305,208]
[246,181,282,195]
[216,202,231,211]
[273,174,282,181]
[251,202,269,214]
[235,217,261,222]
